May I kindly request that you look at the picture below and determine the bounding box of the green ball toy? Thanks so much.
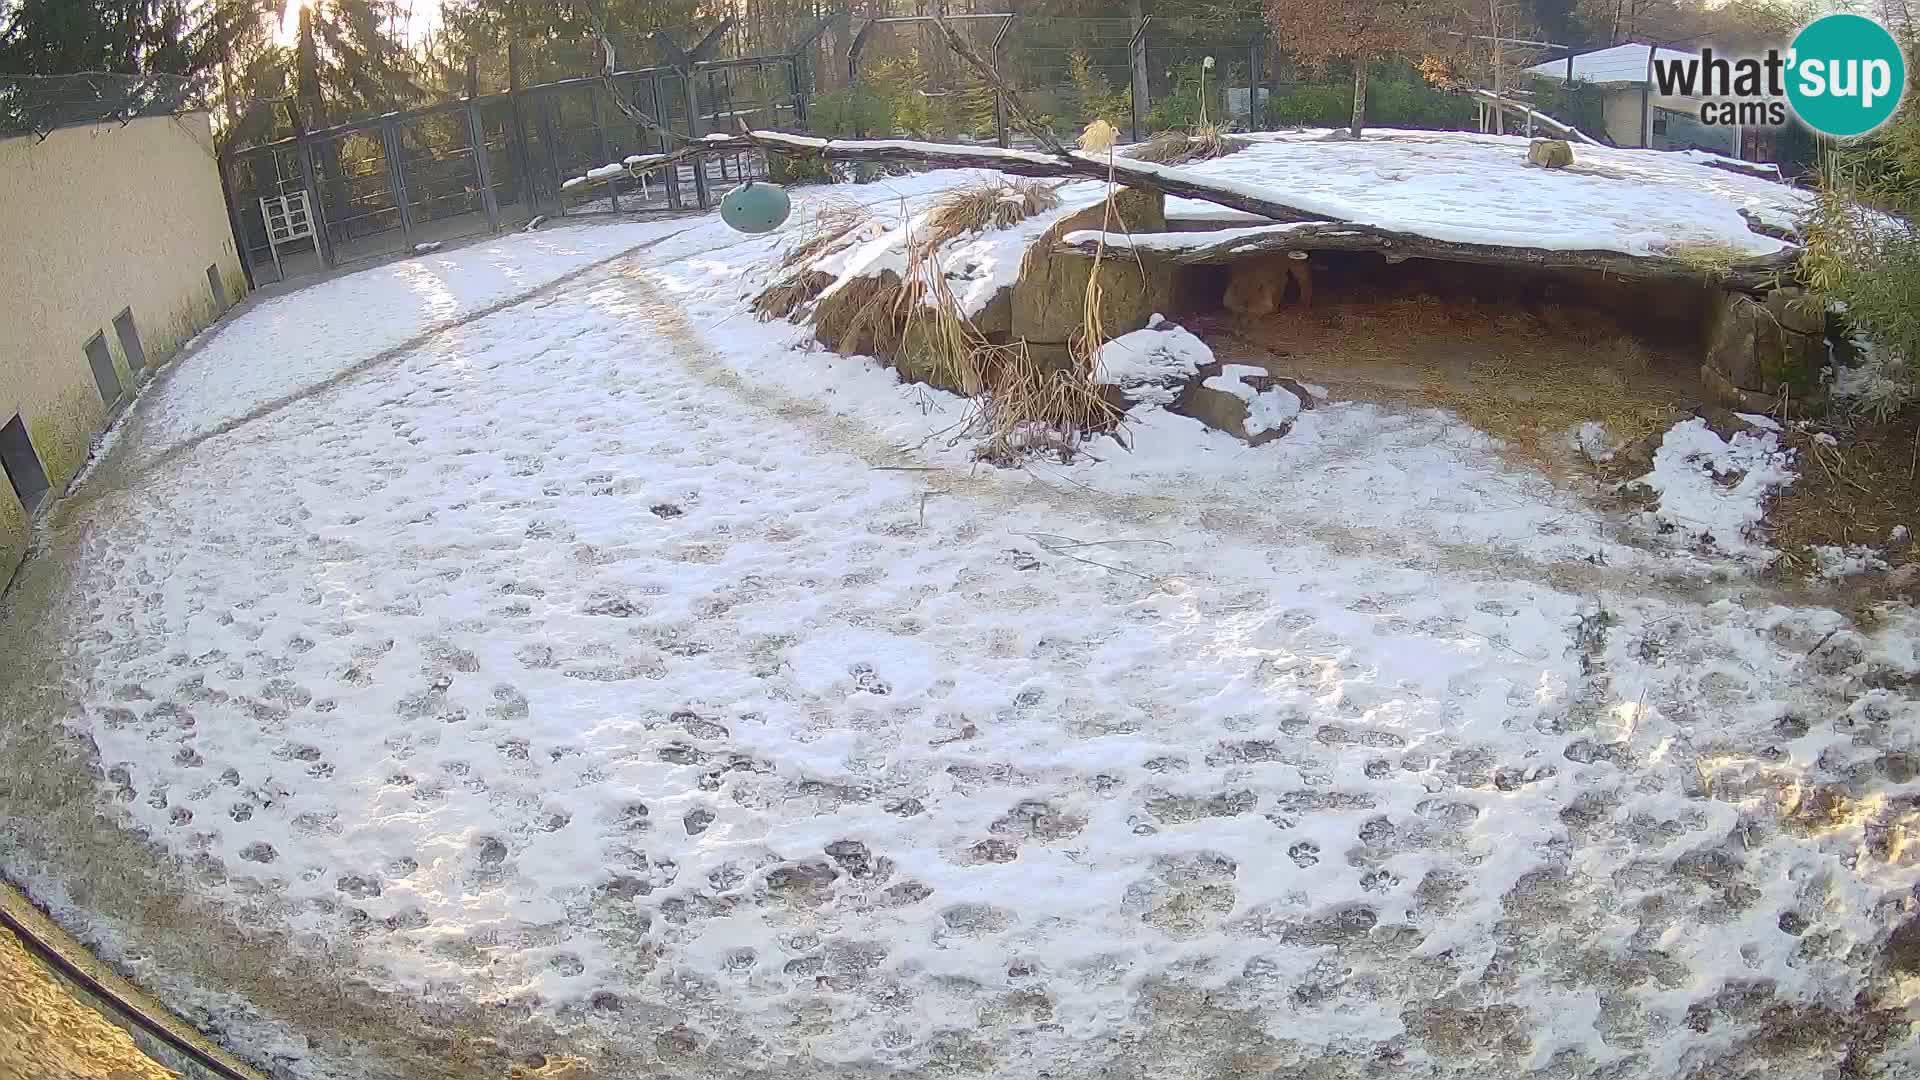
[719,180,791,234]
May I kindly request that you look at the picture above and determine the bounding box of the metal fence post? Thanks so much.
[590,85,620,211]
[380,119,414,238]
[216,151,259,290]
[466,101,500,229]
[1129,16,1152,142]
[790,55,809,129]
[650,70,683,210]
[537,93,565,216]
[293,128,335,268]
[992,18,1012,148]
[686,73,710,208]
[507,38,538,217]
[1248,33,1261,130]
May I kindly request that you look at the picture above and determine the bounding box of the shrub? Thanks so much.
[1148,60,1228,134]
[1263,68,1470,131]
[1802,54,1920,409]
[815,51,933,138]
[1068,50,1132,130]
[809,84,894,138]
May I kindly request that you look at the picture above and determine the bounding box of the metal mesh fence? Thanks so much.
[840,17,1291,148]
[0,71,197,140]
[221,52,804,285]
[838,16,1530,147]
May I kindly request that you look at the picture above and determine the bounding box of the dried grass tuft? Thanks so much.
[1663,241,1745,277]
[1124,124,1250,166]
[781,198,872,270]
[812,272,911,357]
[750,200,876,323]
[919,179,1063,255]
[790,183,1129,464]
[969,341,1125,464]
[751,270,836,322]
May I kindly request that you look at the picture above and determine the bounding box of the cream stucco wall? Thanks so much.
[0,110,244,582]
[1602,88,1649,147]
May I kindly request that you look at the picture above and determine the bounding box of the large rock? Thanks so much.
[1172,362,1316,446]
[1527,139,1574,168]
[1700,364,1778,412]
[1704,288,1829,401]
[972,286,1014,340]
[1766,286,1824,335]
[1703,291,1766,390]
[1012,187,1173,361]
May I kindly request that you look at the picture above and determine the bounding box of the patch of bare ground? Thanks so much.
[1768,404,1920,594]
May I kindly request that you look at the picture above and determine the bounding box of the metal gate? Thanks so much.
[221,51,806,285]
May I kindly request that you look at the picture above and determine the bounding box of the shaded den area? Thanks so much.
[1163,249,1725,463]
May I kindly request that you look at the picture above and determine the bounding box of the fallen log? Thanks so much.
[619,130,1332,222]
[1054,221,1799,291]
[567,129,1798,288]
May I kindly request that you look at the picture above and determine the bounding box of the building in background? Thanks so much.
[0,75,246,585]
[1525,43,1741,157]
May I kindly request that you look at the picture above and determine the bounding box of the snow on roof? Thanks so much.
[1526,42,1702,86]
[1158,129,1806,259]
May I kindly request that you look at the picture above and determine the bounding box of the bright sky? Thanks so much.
[274,0,443,48]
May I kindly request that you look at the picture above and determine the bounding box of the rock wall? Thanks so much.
[1011,187,1173,367]
[1702,286,1826,410]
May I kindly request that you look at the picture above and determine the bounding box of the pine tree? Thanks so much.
[295,0,423,120]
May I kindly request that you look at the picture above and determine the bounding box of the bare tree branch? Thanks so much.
[582,0,689,146]
[929,12,1067,157]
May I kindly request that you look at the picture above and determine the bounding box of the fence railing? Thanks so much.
[215,16,1600,288]
[221,49,806,285]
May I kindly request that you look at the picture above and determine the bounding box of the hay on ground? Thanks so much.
[1124,126,1250,166]
[1217,296,1691,472]
[969,340,1125,464]
[1768,404,1920,582]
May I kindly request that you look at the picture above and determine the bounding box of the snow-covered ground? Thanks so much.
[4,147,1916,1080]
[1156,129,1811,255]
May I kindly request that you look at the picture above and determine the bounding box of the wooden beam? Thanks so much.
[1053,221,1797,291]
[619,130,1328,222]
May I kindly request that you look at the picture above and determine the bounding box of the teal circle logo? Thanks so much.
[1787,14,1906,137]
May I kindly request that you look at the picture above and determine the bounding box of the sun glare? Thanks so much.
[274,0,306,47]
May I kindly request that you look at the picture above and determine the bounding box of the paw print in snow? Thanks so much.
[1360,868,1399,893]
[1288,841,1321,868]
[849,663,890,696]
